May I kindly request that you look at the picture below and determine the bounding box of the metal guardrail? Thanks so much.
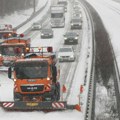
[79,0,96,120]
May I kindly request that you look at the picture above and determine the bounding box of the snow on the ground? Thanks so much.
[0,0,48,28]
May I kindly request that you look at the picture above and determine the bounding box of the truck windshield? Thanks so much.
[58,2,67,5]
[15,62,48,79]
[1,45,24,56]
[51,13,63,18]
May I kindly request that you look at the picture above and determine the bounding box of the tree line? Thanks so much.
[0,0,37,16]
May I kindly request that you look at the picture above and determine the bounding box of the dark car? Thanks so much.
[71,18,82,29]
[41,28,53,38]
[64,31,79,44]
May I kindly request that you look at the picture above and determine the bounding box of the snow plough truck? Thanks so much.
[0,24,17,42]
[0,47,80,111]
[0,35,30,71]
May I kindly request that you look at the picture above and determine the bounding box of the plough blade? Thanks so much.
[0,101,80,111]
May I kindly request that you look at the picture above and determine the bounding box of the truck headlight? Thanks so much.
[21,53,24,57]
[75,37,78,39]
[47,77,50,80]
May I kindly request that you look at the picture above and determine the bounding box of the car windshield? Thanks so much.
[72,19,81,22]
[65,32,76,36]
[42,29,52,33]
[33,23,40,25]
[15,62,48,79]
[51,13,63,18]
[59,48,72,52]
[0,45,24,56]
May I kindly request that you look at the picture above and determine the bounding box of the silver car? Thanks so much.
[57,46,75,62]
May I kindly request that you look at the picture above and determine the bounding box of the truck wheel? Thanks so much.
[55,82,60,101]
[14,93,22,101]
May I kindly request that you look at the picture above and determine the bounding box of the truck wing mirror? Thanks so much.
[8,67,12,79]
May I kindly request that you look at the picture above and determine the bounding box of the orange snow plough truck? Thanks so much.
[0,24,17,41]
[0,37,30,71]
[0,47,80,111]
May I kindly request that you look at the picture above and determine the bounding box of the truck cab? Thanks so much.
[0,24,17,42]
[51,5,65,28]
[0,37,30,70]
[8,47,60,102]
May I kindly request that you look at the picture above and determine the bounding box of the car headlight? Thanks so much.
[64,37,67,40]
[41,33,44,36]
[0,54,2,57]
[75,37,78,39]
[70,55,74,58]
[71,23,73,26]
[58,56,61,58]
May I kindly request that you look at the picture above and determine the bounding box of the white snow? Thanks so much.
[0,0,48,28]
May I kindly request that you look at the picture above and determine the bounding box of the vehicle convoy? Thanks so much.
[0,47,80,111]
[41,28,53,38]
[58,46,75,62]
[64,31,79,45]
[0,24,17,41]
[50,5,65,28]
[58,0,68,12]
[0,36,30,71]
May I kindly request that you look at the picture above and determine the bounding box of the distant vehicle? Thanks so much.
[71,18,82,29]
[0,36,30,71]
[73,9,82,15]
[72,12,82,19]
[41,28,53,38]
[58,0,68,12]
[31,22,41,30]
[50,5,65,28]
[0,24,17,40]
[57,46,75,62]
[64,31,79,45]
[73,5,81,11]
